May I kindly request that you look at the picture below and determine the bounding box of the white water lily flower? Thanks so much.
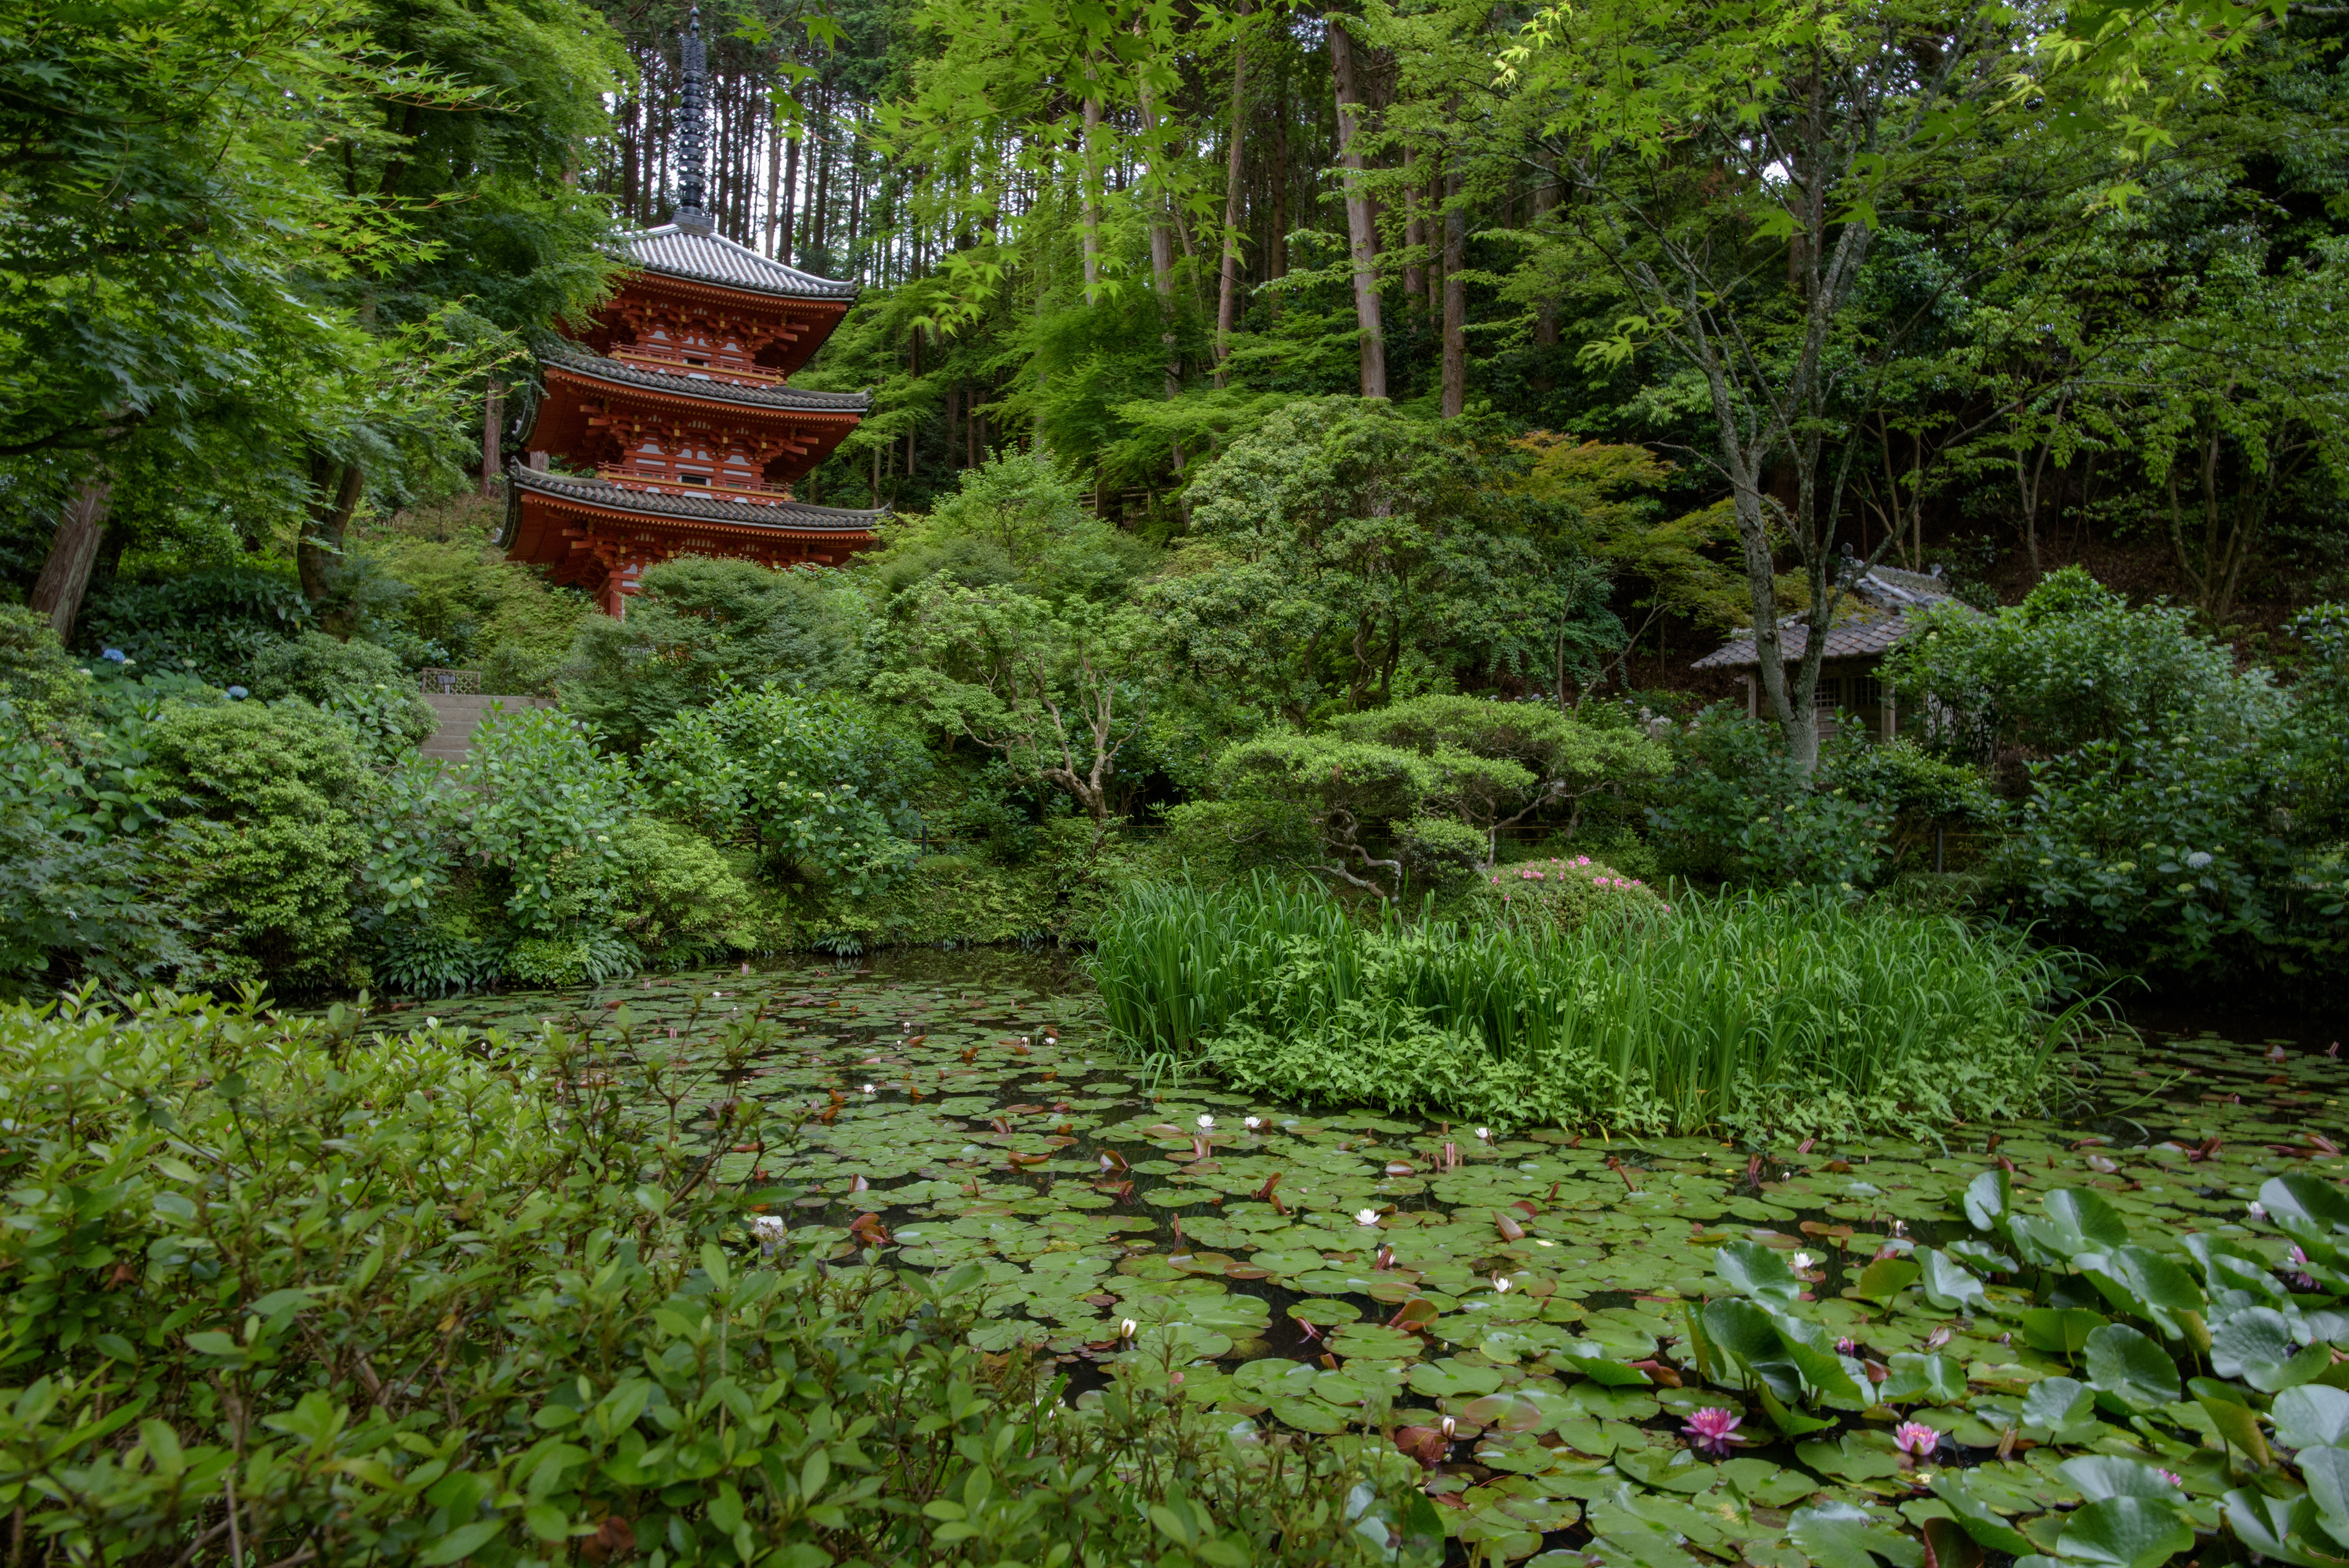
[1356,1208,1381,1226]
[1535,1239,1556,1248]
[1119,1319,1139,1340]
[2249,1201,2269,1220]
[1792,1251,1816,1271]
[861,1083,877,1096]
[1475,1127,1492,1141]
[1439,1416,1457,1438]
[1244,1116,1264,1130]
[1492,1274,1513,1293]
[1197,1114,1215,1130]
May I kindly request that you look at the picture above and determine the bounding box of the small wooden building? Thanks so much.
[1690,566,1954,741]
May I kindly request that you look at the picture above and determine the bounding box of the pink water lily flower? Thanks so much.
[1683,1406,1743,1456]
[1893,1423,1940,1457]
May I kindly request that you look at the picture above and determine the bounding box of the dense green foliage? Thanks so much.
[0,991,1434,1566]
[1091,878,2080,1140]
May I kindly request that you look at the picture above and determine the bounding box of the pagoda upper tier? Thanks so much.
[501,14,883,618]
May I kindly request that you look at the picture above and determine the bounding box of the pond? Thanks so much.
[392,944,2349,1565]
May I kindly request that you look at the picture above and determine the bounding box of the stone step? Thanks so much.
[418,693,552,758]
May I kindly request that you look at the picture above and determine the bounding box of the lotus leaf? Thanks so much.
[2299,1447,2349,1548]
[2226,1488,2349,1568]
[1918,1250,1989,1313]
[1880,1352,1967,1404]
[1329,1323,1424,1360]
[2053,1496,2194,1568]
[1716,1241,1803,1305]
[2020,1308,2111,1356]
[2021,1376,2097,1434]
[2276,1385,2349,1449]
[1795,1433,1904,1482]
[1788,1500,1925,1568]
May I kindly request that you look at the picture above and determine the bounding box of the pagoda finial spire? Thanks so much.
[673,4,712,233]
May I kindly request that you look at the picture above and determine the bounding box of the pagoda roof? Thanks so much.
[618,223,859,301]
[510,464,888,533]
[538,340,871,413]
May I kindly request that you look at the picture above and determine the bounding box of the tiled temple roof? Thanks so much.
[536,340,870,412]
[510,465,887,532]
[1691,567,1960,670]
[618,224,860,300]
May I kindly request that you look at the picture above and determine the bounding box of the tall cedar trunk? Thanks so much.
[298,456,365,606]
[1531,162,1559,350]
[1402,145,1428,309]
[1081,88,1105,303]
[1441,152,1466,417]
[1269,62,1289,294]
[1136,64,1180,401]
[762,87,783,253]
[1425,168,1442,315]
[811,88,831,252]
[481,381,503,497]
[1214,18,1249,388]
[1326,16,1385,399]
[779,119,800,261]
[28,476,112,641]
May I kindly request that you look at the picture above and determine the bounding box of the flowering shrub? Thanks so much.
[1463,855,1667,931]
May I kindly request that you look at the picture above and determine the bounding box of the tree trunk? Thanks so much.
[1214,14,1250,389]
[1402,144,1428,309]
[299,457,365,606]
[784,128,803,260]
[1081,87,1105,304]
[1136,68,1181,400]
[810,87,832,253]
[1326,16,1385,399]
[1441,151,1466,419]
[1269,64,1289,296]
[762,95,784,255]
[1531,162,1559,351]
[28,476,112,642]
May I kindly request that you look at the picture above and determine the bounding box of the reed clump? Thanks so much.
[1088,877,2089,1139]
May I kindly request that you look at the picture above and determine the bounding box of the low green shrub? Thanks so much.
[0,604,92,736]
[1645,706,1887,888]
[0,992,1429,1568]
[1092,877,2083,1139]
[613,818,767,961]
[146,699,374,987]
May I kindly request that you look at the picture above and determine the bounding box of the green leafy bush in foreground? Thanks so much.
[1090,879,2084,1139]
[0,992,1428,1567]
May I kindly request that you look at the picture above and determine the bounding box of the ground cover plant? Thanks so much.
[341,948,2349,1568]
[0,985,1434,1566]
[1088,878,2084,1140]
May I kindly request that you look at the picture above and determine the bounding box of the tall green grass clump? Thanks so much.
[1089,877,2088,1139]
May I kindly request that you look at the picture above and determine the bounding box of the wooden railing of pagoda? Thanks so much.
[595,465,798,506]
[605,349,782,388]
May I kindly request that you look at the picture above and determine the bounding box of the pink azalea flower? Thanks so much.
[1892,1422,1940,1457]
[1683,1406,1743,1456]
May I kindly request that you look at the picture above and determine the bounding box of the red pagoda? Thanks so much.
[501,9,882,617]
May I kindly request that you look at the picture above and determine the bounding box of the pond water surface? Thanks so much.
[385,945,2349,1564]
